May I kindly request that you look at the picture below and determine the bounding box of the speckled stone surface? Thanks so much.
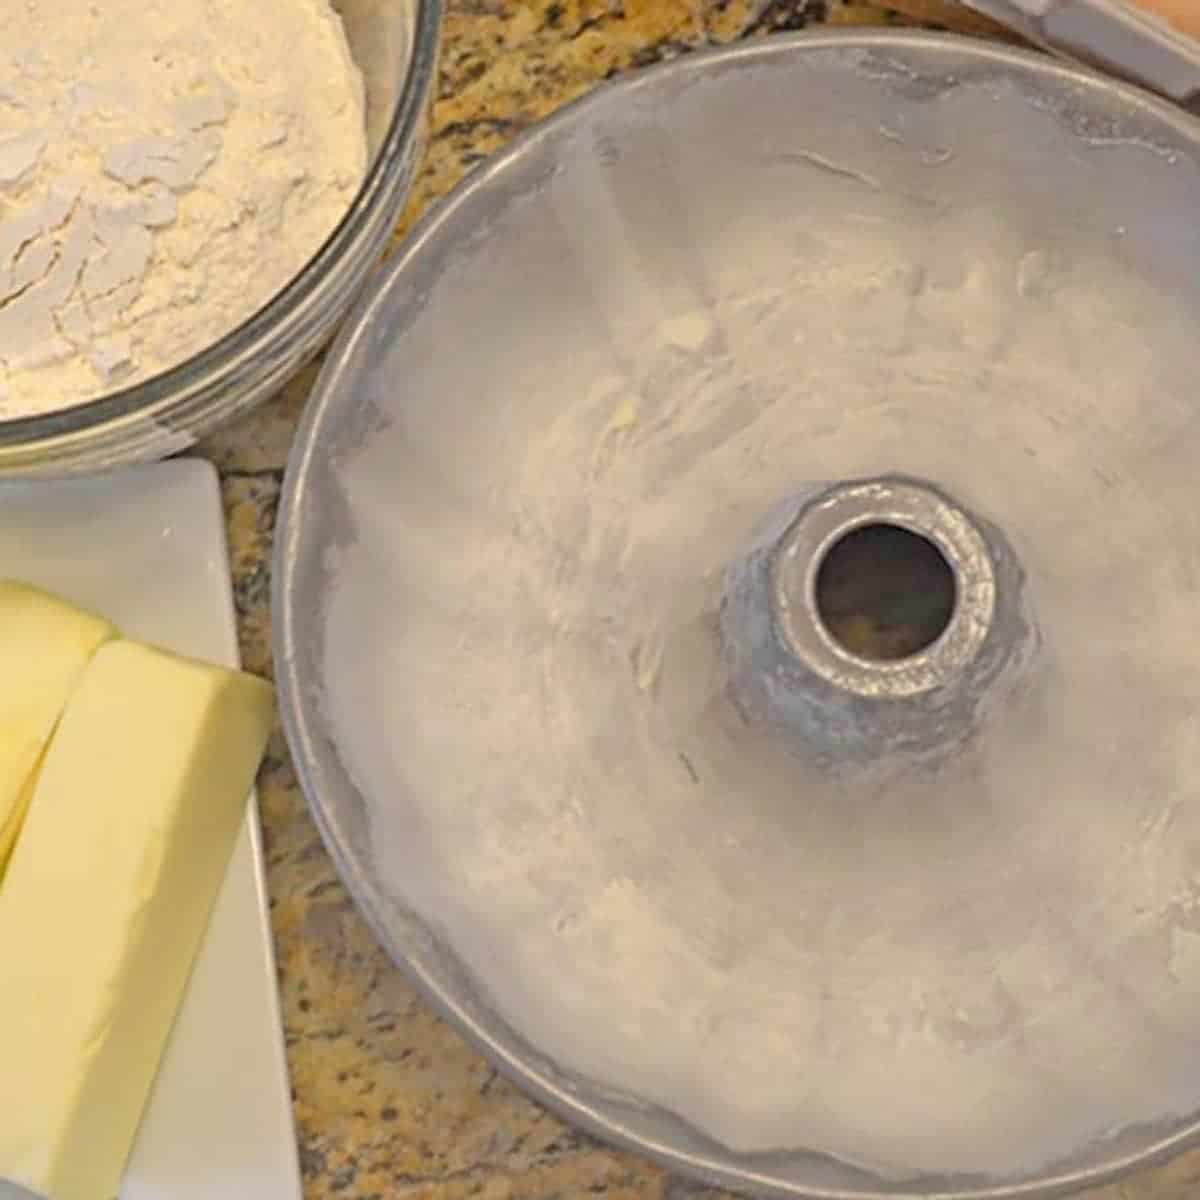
[201,3,1200,1198]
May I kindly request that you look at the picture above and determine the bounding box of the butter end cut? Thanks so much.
[0,581,116,876]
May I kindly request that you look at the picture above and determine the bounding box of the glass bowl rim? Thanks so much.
[0,0,444,450]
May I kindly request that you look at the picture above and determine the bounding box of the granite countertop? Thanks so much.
[199,2,1200,1197]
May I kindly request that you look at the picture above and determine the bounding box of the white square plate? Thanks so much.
[0,459,301,1200]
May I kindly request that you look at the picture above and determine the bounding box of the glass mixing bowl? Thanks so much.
[0,0,441,476]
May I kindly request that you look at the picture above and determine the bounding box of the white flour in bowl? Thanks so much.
[0,0,367,418]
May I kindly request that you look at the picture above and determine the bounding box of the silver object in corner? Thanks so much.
[964,0,1200,107]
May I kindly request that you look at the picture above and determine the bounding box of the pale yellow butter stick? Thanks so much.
[0,640,275,1200]
[0,581,116,873]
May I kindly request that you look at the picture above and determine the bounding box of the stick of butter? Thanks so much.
[0,582,115,874]
[0,639,275,1200]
